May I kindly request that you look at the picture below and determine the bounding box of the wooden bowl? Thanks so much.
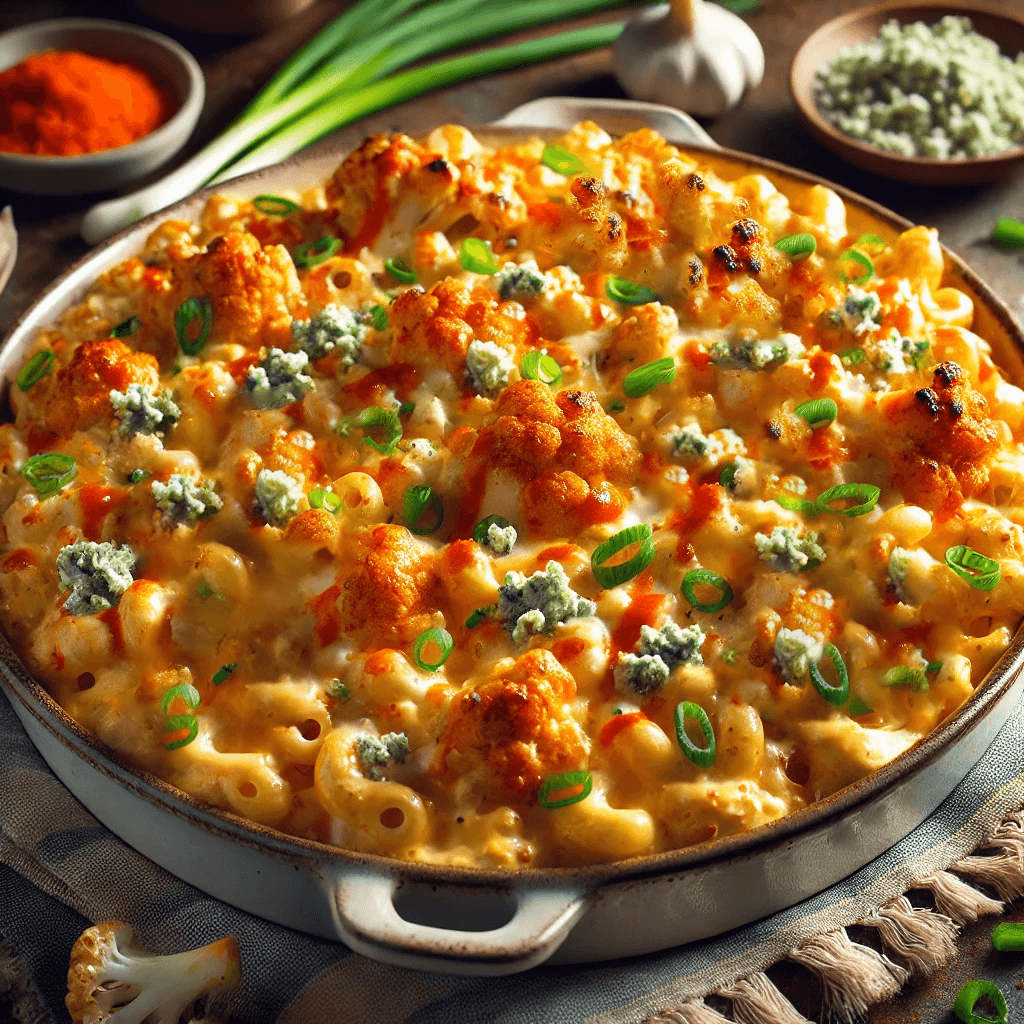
[790,1,1024,186]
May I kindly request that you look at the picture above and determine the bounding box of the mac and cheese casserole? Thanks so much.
[3,122,1024,868]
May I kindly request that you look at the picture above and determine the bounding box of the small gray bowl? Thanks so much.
[0,18,204,196]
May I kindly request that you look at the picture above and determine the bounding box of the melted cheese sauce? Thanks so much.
[3,122,1024,869]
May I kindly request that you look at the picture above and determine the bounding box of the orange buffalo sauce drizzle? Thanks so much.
[78,485,129,541]
[600,710,647,746]
[601,570,665,699]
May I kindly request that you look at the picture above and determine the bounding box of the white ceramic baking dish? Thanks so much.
[2,97,1023,976]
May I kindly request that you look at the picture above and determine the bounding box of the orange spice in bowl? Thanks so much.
[0,49,172,156]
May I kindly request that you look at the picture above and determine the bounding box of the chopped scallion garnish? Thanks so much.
[398,401,415,415]
[294,236,340,268]
[881,665,928,691]
[253,194,300,216]
[926,660,943,675]
[174,297,213,355]
[472,514,514,544]
[993,217,1024,248]
[412,627,453,672]
[607,399,625,414]
[309,487,342,513]
[775,493,821,515]
[327,678,351,700]
[519,352,562,387]
[839,347,866,366]
[21,453,76,496]
[212,662,238,686]
[537,769,592,808]
[774,233,816,259]
[681,569,733,613]
[606,276,658,306]
[17,350,53,391]
[855,233,886,255]
[719,464,738,489]
[991,923,1024,951]
[794,397,837,429]
[945,545,1000,590]
[356,406,402,455]
[460,238,499,275]
[953,979,1007,1024]
[160,682,201,714]
[674,702,716,768]
[623,356,676,398]
[847,696,873,717]
[129,469,149,484]
[540,144,588,176]
[465,606,492,629]
[163,714,199,751]
[816,482,880,517]
[110,315,141,338]
[591,523,655,588]
[839,249,874,284]
[809,643,849,706]
[368,304,389,331]
[402,485,443,535]
[385,256,418,284]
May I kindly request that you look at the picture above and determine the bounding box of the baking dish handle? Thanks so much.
[324,870,589,975]
[493,96,718,149]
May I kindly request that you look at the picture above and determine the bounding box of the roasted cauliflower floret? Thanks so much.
[40,339,159,437]
[338,524,438,645]
[430,649,588,805]
[881,361,999,516]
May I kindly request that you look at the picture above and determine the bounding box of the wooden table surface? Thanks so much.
[2,1,1024,1021]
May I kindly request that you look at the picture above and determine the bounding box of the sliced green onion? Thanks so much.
[817,482,880,517]
[465,606,492,629]
[591,524,655,588]
[17,350,53,391]
[774,233,816,259]
[674,701,716,769]
[472,514,513,545]
[945,545,1001,591]
[991,923,1024,951]
[294,236,340,268]
[993,217,1024,248]
[129,469,149,484]
[881,665,929,691]
[385,256,418,284]
[212,662,238,686]
[681,569,733,613]
[460,237,499,275]
[520,352,562,387]
[327,678,351,700]
[174,297,213,356]
[110,315,141,338]
[540,144,588,176]
[926,660,943,675]
[847,696,873,717]
[839,249,874,285]
[794,397,837,429]
[403,485,443,535]
[719,464,738,489]
[623,357,676,398]
[398,401,415,415]
[160,682,201,714]
[721,647,739,665]
[855,233,886,255]
[953,979,1007,1024]
[412,627,453,671]
[356,406,402,455]
[775,493,821,515]
[607,399,625,413]
[839,347,866,366]
[309,487,342,513]
[717,0,761,12]
[367,304,389,331]
[538,769,592,808]
[606,277,658,306]
[253,194,300,215]
[21,453,76,496]
[809,643,849,706]
[163,714,199,750]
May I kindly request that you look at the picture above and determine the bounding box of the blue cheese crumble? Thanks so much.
[255,468,303,525]
[888,546,912,603]
[494,260,546,301]
[152,475,222,526]
[774,627,825,683]
[869,330,930,373]
[815,16,1024,158]
[838,287,882,336]
[496,560,596,643]
[755,527,826,573]
[466,339,516,397]
[709,333,804,370]
[356,732,410,780]
[245,348,314,409]
[483,521,517,556]
[291,304,367,364]
[615,622,706,695]
[56,540,136,616]
[109,384,181,438]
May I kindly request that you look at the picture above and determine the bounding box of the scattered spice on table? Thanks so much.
[0,50,172,156]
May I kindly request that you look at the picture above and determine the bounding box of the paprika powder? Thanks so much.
[0,49,171,156]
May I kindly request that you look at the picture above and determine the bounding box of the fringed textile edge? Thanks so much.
[0,937,50,1024]
[640,804,1024,1024]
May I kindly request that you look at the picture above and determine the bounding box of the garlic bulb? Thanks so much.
[613,0,765,118]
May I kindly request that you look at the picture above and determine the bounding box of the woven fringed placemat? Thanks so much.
[3,680,1024,1024]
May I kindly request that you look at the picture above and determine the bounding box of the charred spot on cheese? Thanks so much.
[914,388,941,415]
[688,173,705,191]
[731,219,761,244]
[689,258,704,285]
[426,158,449,173]
[712,245,741,273]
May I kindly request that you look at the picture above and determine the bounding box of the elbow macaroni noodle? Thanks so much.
[3,122,1024,868]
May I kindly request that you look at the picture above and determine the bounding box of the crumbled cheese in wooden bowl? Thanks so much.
[816,16,1024,158]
